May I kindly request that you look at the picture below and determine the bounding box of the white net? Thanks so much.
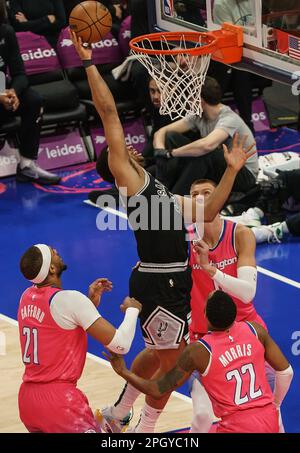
[130,33,213,120]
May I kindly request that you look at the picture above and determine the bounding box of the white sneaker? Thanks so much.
[221,208,262,227]
[252,223,283,244]
[16,161,61,185]
[95,406,131,433]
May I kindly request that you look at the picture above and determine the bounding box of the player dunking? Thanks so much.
[105,291,294,433]
[18,244,141,433]
[70,31,255,433]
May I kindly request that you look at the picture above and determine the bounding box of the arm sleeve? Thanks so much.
[50,290,101,330]
[212,266,257,304]
[273,365,294,408]
[5,25,28,95]
[106,307,139,354]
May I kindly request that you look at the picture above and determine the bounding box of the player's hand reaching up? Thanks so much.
[193,239,210,267]
[120,296,142,313]
[223,133,256,173]
[102,350,128,376]
[88,278,113,307]
[69,29,92,61]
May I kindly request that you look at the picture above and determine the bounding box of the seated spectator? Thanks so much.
[0,1,60,184]
[8,0,66,48]
[153,77,258,195]
[142,77,174,175]
[174,1,205,27]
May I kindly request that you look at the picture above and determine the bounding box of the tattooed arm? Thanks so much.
[104,343,210,399]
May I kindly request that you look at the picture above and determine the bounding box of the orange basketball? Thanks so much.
[69,1,112,44]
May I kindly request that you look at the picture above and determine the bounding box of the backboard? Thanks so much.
[150,1,300,86]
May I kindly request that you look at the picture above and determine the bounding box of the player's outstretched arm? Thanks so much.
[87,297,141,355]
[104,342,208,398]
[203,134,256,222]
[70,31,143,191]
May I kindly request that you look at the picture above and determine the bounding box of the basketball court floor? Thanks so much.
[0,127,299,433]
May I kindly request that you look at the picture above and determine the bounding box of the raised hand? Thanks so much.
[69,29,92,61]
[193,239,210,267]
[102,350,127,376]
[88,278,113,307]
[223,134,256,173]
[120,296,142,313]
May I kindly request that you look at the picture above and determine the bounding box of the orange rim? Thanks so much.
[129,31,218,56]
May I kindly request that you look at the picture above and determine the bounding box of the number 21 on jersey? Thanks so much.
[22,326,39,365]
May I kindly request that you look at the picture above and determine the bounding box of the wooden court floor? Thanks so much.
[0,318,192,433]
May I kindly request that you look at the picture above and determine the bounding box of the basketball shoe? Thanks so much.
[16,161,61,185]
[95,406,131,433]
[252,223,284,244]
[221,208,263,227]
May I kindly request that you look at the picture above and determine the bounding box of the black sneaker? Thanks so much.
[16,162,61,185]
[88,187,119,208]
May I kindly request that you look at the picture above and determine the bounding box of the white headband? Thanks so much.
[30,244,52,284]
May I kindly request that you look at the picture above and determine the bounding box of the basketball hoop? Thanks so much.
[130,24,243,120]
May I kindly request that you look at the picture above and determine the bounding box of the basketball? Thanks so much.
[69,1,112,44]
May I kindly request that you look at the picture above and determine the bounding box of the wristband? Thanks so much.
[82,59,93,69]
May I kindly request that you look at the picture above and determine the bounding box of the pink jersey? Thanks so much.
[199,322,275,420]
[190,220,265,337]
[18,286,87,384]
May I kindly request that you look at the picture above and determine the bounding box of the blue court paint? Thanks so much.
[1,127,299,432]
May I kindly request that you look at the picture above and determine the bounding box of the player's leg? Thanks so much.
[131,339,186,433]
[99,348,160,432]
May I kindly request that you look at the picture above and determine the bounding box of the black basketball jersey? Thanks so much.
[120,170,188,265]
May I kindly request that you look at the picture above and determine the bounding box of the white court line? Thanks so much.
[83,200,128,219]
[257,266,300,289]
[0,314,192,405]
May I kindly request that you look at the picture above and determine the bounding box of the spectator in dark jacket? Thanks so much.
[8,0,66,47]
[0,0,60,184]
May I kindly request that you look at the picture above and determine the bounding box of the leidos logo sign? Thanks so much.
[91,38,118,49]
[21,48,57,61]
[96,133,146,146]
[60,38,118,49]
[39,143,84,159]
[125,133,145,146]
[0,155,18,167]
